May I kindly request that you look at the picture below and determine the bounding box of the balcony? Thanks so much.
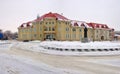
[44,31,56,33]
[44,27,55,33]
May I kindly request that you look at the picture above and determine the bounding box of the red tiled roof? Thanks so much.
[20,22,32,28]
[81,23,85,26]
[34,12,69,21]
[20,24,24,27]
[20,23,26,27]
[74,22,78,26]
[19,12,112,30]
[26,21,32,27]
[87,23,109,29]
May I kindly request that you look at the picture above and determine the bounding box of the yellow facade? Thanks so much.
[18,12,113,41]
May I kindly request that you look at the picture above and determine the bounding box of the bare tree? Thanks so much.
[12,32,18,39]
[4,30,12,40]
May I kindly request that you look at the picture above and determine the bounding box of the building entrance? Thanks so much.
[45,34,55,40]
[101,36,104,40]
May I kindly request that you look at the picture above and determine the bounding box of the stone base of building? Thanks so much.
[81,38,89,43]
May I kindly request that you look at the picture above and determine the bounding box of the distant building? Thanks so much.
[18,12,114,41]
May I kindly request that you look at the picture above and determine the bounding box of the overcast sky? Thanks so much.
[0,0,120,32]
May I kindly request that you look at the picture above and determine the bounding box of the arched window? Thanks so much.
[49,22,51,24]
[52,22,54,24]
[52,27,55,31]
[72,28,76,31]
[80,29,81,32]
[66,28,69,31]
[44,27,47,31]
[49,27,51,31]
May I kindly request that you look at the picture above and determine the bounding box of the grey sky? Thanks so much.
[0,0,120,32]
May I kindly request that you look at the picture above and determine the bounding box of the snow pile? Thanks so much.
[12,41,120,56]
[40,41,120,49]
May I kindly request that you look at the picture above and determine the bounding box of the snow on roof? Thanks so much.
[19,12,112,30]
[70,20,92,28]
[20,21,32,28]
[88,23,109,29]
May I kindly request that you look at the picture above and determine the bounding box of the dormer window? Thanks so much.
[66,22,67,25]
[49,22,51,24]
[52,22,54,24]
[59,22,61,24]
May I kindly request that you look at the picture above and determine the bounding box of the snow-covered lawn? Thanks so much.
[40,41,120,49]
[0,40,120,74]
[0,53,85,74]
[1,40,120,56]
[12,41,120,56]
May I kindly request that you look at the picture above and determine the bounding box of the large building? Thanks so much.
[18,12,114,41]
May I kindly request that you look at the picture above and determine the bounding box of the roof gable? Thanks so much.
[34,12,69,21]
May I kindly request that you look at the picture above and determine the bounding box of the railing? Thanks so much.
[44,31,56,33]
[40,45,120,52]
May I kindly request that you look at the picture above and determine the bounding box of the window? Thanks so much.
[23,34,26,38]
[59,22,61,24]
[40,22,42,24]
[66,28,69,31]
[96,30,98,33]
[73,34,76,38]
[52,22,54,24]
[40,27,42,31]
[49,22,51,24]
[34,34,36,37]
[58,27,61,31]
[30,28,32,32]
[29,34,31,37]
[40,34,42,37]
[44,27,47,31]
[52,27,55,31]
[80,35,82,40]
[72,28,76,31]
[66,34,67,38]
[66,34,69,39]
[68,22,69,25]
[66,22,67,25]
[80,29,81,32]
[49,27,51,31]
[96,35,98,38]
[80,35,82,38]
[36,22,39,24]
[22,29,24,32]
[34,28,36,32]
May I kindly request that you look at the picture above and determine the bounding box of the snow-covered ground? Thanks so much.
[87,59,120,67]
[0,53,64,74]
[12,41,120,56]
[39,41,120,49]
[0,40,13,50]
[0,40,120,74]
[1,40,120,56]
